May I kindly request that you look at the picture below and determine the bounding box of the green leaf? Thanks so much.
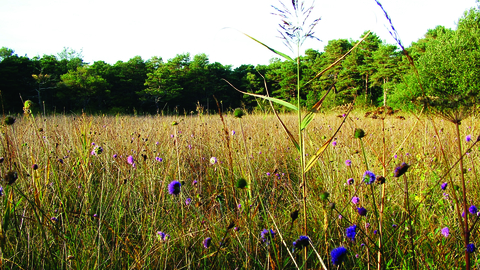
[243,33,294,62]
[223,79,298,111]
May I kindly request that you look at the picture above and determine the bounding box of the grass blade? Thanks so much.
[223,79,298,111]
[242,33,294,62]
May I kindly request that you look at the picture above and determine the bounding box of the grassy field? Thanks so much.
[0,111,478,269]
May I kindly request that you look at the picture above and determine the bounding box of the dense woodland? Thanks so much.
[1,7,480,115]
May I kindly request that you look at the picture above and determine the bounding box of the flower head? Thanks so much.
[357,207,367,216]
[260,229,275,245]
[203,237,212,249]
[345,159,352,167]
[293,235,310,251]
[168,180,181,195]
[331,246,348,266]
[441,182,448,190]
[363,171,376,184]
[185,198,192,205]
[466,135,472,142]
[351,196,360,204]
[347,178,354,185]
[441,227,450,238]
[346,225,357,241]
[127,155,134,165]
[469,205,478,215]
[210,157,217,165]
[393,162,409,177]
[467,243,476,253]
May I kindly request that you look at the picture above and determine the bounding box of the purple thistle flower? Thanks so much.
[0,186,3,196]
[185,198,191,205]
[441,182,448,190]
[51,217,58,222]
[332,141,337,146]
[467,243,476,253]
[469,205,478,215]
[345,159,352,167]
[331,246,347,266]
[32,164,38,170]
[357,207,367,216]
[393,162,409,177]
[466,135,472,142]
[168,180,181,195]
[347,178,354,185]
[293,235,310,251]
[203,237,212,249]
[351,196,360,204]
[346,225,357,241]
[155,157,163,162]
[157,231,167,241]
[113,154,118,158]
[441,227,450,238]
[260,229,275,245]
[127,155,134,165]
[363,171,376,184]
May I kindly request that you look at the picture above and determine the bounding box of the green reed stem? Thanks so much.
[455,122,470,270]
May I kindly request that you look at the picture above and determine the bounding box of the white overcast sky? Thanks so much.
[0,0,476,67]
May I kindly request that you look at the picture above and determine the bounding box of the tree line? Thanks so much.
[1,7,479,115]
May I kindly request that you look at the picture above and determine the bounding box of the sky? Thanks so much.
[0,0,477,67]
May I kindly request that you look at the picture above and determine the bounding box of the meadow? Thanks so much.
[0,111,478,269]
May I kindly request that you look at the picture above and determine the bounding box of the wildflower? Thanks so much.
[345,159,352,166]
[331,246,348,266]
[5,171,18,185]
[374,230,378,234]
[346,225,357,241]
[193,180,198,185]
[293,235,310,251]
[51,217,58,222]
[155,157,163,162]
[32,164,38,170]
[232,130,236,135]
[236,178,247,189]
[466,135,472,142]
[332,141,337,146]
[157,231,169,241]
[393,162,409,177]
[354,128,365,139]
[357,207,367,216]
[363,171,376,184]
[168,180,181,195]
[113,154,118,158]
[365,223,370,229]
[92,146,103,155]
[347,178,354,185]
[351,196,360,204]
[233,108,244,118]
[467,243,476,253]
[4,116,15,126]
[0,186,3,196]
[392,224,398,228]
[469,205,478,215]
[266,172,271,176]
[238,204,242,209]
[441,227,449,238]
[441,182,448,190]
[234,227,240,231]
[260,229,275,245]
[185,198,191,205]
[127,155,134,165]
[210,157,217,165]
[203,237,212,249]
